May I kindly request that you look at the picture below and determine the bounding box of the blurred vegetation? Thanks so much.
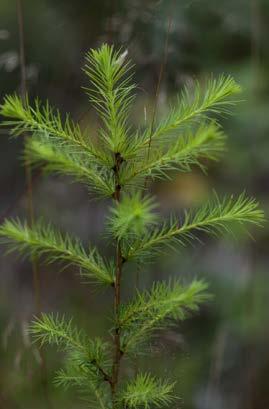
[0,1,268,408]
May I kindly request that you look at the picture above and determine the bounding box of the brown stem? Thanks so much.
[147,0,175,158]
[143,0,175,192]
[111,153,124,404]
[91,359,113,386]
[16,1,51,407]
[16,0,42,315]
[134,0,175,377]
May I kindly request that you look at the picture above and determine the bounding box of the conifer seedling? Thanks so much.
[0,44,264,408]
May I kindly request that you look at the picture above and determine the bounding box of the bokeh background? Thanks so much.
[0,0,268,408]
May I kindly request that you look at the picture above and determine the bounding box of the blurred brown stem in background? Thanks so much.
[16,0,41,324]
[16,0,51,406]
[147,0,175,156]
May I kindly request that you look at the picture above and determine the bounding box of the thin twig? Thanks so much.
[16,1,51,406]
[147,0,175,159]
[91,359,113,386]
[142,0,175,192]
[111,152,124,405]
[0,170,42,224]
[16,0,42,313]
[133,0,175,376]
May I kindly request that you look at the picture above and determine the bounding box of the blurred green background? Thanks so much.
[0,0,268,408]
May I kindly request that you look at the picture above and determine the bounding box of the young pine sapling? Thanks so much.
[0,45,264,408]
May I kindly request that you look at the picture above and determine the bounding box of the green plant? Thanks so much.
[0,44,264,408]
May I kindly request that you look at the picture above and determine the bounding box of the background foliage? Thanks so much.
[0,1,268,408]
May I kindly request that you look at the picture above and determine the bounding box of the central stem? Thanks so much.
[111,152,123,404]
